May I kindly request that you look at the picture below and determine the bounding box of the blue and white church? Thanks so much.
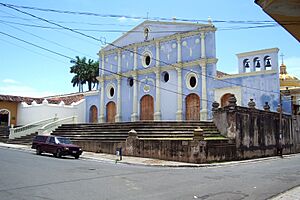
[85,20,280,123]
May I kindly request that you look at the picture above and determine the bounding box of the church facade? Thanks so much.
[86,20,280,123]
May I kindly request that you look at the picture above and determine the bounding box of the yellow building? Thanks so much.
[279,62,300,114]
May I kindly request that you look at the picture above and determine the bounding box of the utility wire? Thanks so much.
[0,3,282,96]
[2,2,298,25]
[0,31,73,60]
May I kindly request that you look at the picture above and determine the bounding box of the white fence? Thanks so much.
[9,115,77,139]
[9,117,57,139]
[38,116,77,135]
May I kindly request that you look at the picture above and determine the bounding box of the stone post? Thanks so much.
[248,98,256,109]
[263,102,270,111]
[193,128,204,140]
[126,129,138,156]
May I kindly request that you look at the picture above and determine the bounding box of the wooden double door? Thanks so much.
[106,101,116,123]
[89,105,98,123]
[185,93,200,121]
[140,95,154,121]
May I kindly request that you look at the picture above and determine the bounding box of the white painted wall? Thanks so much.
[214,86,242,106]
[16,99,86,126]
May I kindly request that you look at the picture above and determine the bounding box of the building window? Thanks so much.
[186,72,198,90]
[144,27,150,41]
[162,71,169,83]
[128,77,134,87]
[142,51,152,68]
[106,83,115,99]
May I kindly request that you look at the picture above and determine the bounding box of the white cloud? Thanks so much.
[118,16,127,22]
[2,79,19,84]
[284,57,300,79]
[0,84,55,98]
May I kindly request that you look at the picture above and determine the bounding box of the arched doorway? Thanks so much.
[185,93,200,120]
[221,93,235,107]
[106,101,116,123]
[140,95,154,121]
[0,109,10,126]
[89,105,98,123]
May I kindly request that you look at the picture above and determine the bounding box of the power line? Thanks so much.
[0,38,68,64]
[0,31,73,60]
[0,2,289,24]
[0,21,95,58]
[0,3,282,96]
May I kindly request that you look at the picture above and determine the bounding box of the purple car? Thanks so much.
[32,135,82,159]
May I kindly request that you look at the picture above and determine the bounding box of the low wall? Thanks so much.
[74,137,237,164]
[213,105,300,159]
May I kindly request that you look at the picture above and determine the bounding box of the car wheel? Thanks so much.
[74,154,80,159]
[36,146,42,155]
[56,149,62,158]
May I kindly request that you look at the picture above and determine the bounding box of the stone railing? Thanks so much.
[38,116,77,135]
[9,117,57,139]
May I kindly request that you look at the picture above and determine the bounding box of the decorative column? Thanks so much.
[99,77,105,123]
[154,41,161,120]
[131,46,138,121]
[115,76,122,122]
[200,32,206,58]
[131,73,138,121]
[176,67,183,120]
[101,52,105,75]
[177,36,182,63]
[200,62,208,120]
[115,50,122,122]
[154,69,161,120]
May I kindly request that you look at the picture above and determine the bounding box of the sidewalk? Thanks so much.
[0,142,299,199]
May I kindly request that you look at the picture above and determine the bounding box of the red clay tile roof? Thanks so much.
[0,93,84,105]
[216,70,229,78]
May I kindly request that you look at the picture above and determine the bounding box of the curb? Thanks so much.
[0,142,294,168]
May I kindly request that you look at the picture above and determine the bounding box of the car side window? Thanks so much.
[48,137,55,144]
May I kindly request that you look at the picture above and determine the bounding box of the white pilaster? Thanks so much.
[99,78,105,123]
[115,77,122,122]
[201,32,206,58]
[200,62,208,120]
[131,72,138,121]
[133,46,137,70]
[177,36,182,63]
[117,50,121,73]
[154,69,161,120]
[176,67,183,121]
[156,41,160,67]
[101,52,105,76]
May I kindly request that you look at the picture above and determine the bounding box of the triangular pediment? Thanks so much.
[102,20,210,51]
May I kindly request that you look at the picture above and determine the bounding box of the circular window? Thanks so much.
[190,76,196,87]
[142,51,152,68]
[145,55,151,66]
[186,72,198,90]
[110,87,114,97]
[162,71,169,83]
[106,83,116,99]
[128,77,134,87]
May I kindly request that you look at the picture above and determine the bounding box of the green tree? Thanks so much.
[70,56,99,92]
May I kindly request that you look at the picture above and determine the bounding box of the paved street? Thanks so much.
[0,148,300,200]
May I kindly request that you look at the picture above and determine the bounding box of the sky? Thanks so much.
[0,0,299,97]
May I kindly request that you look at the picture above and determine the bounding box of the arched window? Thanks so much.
[264,56,272,69]
[0,109,10,126]
[253,57,261,71]
[243,59,250,73]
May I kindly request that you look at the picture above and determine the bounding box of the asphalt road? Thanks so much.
[0,148,300,200]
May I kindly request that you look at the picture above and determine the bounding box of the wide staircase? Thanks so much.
[51,121,226,143]
[7,132,38,145]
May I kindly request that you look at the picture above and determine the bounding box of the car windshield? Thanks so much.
[56,137,72,144]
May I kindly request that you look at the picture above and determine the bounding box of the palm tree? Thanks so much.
[70,56,99,92]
